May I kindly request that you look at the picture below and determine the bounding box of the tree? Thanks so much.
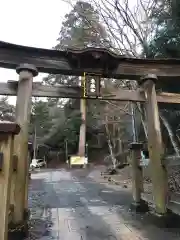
[148,0,180,58]
[44,110,82,152]
[89,0,158,56]
[91,0,180,156]
[145,0,180,156]
[44,0,111,86]
[44,1,113,154]
[29,99,52,143]
[145,2,180,192]
[43,1,135,165]
[56,1,110,49]
[0,97,15,121]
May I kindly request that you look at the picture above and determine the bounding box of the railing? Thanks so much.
[0,121,20,240]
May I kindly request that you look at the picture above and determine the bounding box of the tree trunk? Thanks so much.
[160,112,180,156]
[107,136,117,169]
[104,118,117,169]
[136,103,148,139]
[78,98,86,156]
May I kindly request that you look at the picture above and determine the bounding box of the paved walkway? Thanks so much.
[27,167,180,239]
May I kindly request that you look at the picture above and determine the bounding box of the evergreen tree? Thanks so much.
[29,100,52,143]
[43,1,112,153]
[146,0,180,154]
[56,1,110,50]
[42,1,130,162]
[148,0,180,58]
[44,1,111,86]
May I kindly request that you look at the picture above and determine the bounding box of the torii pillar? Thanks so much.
[13,64,38,224]
[141,74,168,216]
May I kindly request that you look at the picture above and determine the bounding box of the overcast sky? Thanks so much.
[0,0,71,104]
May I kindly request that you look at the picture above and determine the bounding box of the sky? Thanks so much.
[0,0,72,104]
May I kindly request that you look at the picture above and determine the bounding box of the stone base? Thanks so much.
[8,222,28,240]
[130,199,149,213]
[24,208,30,221]
[8,209,30,240]
[149,209,180,228]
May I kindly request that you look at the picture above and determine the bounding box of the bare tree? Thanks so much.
[93,0,180,154]
[90,0,158,56]
[62,0,180,156]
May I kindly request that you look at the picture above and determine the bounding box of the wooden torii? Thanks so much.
[0,40,180,238]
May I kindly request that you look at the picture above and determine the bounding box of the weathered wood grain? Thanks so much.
[0,81,180,104]
[1,41,180,80]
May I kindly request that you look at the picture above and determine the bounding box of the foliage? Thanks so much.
[44,110,82,152]
[148,0,180,58]
[31,1,145,160]
[0,97,15,121]
[56,1,110,50]
[44,0,111,86]
[29,99,52,143]
[43,1,115,155]
[142,0,180,154]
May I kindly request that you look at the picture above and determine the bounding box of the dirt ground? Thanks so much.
[105,164,180,209]
[103,165,155,205]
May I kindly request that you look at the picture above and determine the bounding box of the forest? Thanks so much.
[1,0,180,165]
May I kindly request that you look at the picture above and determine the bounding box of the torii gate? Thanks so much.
[0,40,180,238]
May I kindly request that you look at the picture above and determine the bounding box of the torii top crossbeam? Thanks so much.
[1,41,180,81]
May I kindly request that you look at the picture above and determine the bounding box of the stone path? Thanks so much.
[27,167,180,239]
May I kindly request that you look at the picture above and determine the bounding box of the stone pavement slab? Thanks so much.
[26,168,180,240]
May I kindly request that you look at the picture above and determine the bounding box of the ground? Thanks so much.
[26,165,180,240]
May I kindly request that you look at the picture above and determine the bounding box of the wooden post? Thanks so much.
[13,64,38,224]
[78,98,86,157]
[141,74,167,215]
[24,150,31,210]
[78,85,87,167]
[10,156,16,209]
[130,142,148,212]
[0,122,20,240]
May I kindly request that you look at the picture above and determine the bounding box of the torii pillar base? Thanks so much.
[130,199,149,213]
